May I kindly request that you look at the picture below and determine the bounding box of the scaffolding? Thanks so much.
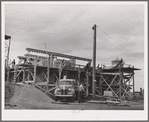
[7,48,140,100]
[9,48,91,98]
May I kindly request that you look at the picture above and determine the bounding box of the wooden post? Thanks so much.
[99,73,102,95]
[119,72,122,100]
[23,67,25,83]
[78,65,81,87]
[13,66,17,85]
[59,61,62,80]
[92,24,97,99]
[50,54,53,67]
[28,67,30,81]
[86,71,89,97]
[34,57,37,85]
[47,55,50,83]
[132,66,135,97]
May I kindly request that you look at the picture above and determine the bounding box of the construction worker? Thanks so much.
[84,61,91,72]
[78,83,85,103]
[11,59,15,68]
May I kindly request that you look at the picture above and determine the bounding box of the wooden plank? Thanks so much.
[47,55,50,83]
[45,87,56,93]
[23,68,25,83]
[35,84,47,92]
[47,84,56,86]
[46,91,54,97]
[35,82,47,85]
[86,71,89,97]
[28,67,30,80]
[33,59,37,84]
[119,72,122,99]
[26,48,92,61]
[25,53,54,59]
[16,68,23,78]
[100,73,120,75]
[88,100,106,104]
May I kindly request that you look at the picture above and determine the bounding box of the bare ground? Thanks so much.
[5,84,144,110]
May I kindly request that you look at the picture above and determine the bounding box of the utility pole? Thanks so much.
[92,24,97,99]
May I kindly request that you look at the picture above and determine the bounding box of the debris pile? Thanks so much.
[5,81,15,103]
[6,84,54,109]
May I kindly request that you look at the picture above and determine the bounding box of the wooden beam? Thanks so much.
[50,54,53,67]
[45,87,56,93]
[35,84,47,92]
[119,72,122,100]
[23,68,25,83]
[86,71,89,97]
[25,53,54,60]
[26,48,92,62]
[28,67,30,81]
[99,73,102,95]
[59,61,62,80]
[33,58,37,85]
[47,55,50,83]
[132,66,135,97]
[100,73,120,75]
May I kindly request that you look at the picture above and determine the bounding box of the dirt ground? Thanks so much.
[5,84,144,110]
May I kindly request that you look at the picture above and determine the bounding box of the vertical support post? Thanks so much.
[47,55,50,83]
[86,71,89,97]
[132,66,135,98]
[99,73,102,95]
[34,57,37,85]
[28,67,30,81]
[78,65,81,87]
[59,61,62,80]
[92,24,97,99]
[13,66,17,84]
[50,54,53,67]
[119,72,122,100]
[23,68,25,83]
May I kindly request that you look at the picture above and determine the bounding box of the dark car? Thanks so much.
[54,79,76,101]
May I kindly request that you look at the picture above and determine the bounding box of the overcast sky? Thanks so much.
[4,2,147,91]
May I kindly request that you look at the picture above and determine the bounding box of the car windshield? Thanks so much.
[59,81,73,85]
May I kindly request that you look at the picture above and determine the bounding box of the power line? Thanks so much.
[97,27,142,60]
[96,30,142,64]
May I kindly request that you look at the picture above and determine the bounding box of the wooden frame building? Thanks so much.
[7,48,140,100]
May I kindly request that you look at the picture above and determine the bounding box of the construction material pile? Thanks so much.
[5,81,15,103]
[6,84,54,109]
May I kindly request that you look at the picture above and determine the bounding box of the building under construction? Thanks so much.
[6,47,141,101]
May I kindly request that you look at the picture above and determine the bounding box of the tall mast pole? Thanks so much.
[92,24,97,99]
